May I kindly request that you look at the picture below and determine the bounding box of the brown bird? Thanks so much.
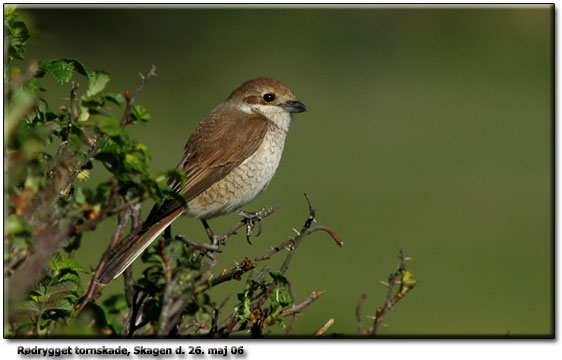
[99,78,307,284]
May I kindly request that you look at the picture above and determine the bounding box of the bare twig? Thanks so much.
[211,295,231,333]
[372,249,416,336]
[157,237,176,336]
[216,206,279,245]
[77,189,139,311]
[197,257,256,293]
[123,266,135,308]
[121,64,157,127]
[124,203,142,307]
[255,194,340,310]
[356,293,367,335]
[177,235,220,253]
[124,290,149,337]
[313,318,334,337]
[285,283,297,334]
[280,290,326,317]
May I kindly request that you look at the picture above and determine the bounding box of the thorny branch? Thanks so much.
[202,193,341,336]
[255,194,342,310]
[371,249,416,336]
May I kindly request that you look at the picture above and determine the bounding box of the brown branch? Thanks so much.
[124,290,148,337]
[301,225,343,247]
[176,235,220,253]
[157,237,176,336]
[285,283,298,334]
[280,290,326,317]
[196,257,256,294]
[77,189,138,311]
[216,206,278,245]
[121,64,157,127]
[211,295,231,332]
[124,203,141,307]
[372,249,414,336]
[69,81,79,121]
[255,194,341,310]
[313,318,334,337]
[356,293,367,335]
[123,266,135,308]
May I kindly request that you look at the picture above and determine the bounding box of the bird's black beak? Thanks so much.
[280,100,308,113]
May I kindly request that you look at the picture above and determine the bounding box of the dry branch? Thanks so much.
[372,249,416,336]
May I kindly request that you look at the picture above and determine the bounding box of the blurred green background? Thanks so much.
[17,5,552,336]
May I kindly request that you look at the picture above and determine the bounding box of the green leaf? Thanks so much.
[130,104,150,124]
[7,214,31,236]
[74,186,85,204]
[269,272,289,286]
[124,153,145,172]
[40,59,89,84]
[86,71,110,97]
[50,252,89,274]
[104,92,125,106]
[85,115,123,137]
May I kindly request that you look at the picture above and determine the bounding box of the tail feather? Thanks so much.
[99,208,183,284]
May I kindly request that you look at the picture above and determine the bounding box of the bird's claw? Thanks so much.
[237,208,267,244]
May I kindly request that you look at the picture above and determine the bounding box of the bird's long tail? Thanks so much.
[98,208,183,284]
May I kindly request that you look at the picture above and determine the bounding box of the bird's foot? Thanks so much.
[236,207,268,244]
[201,219,226,247]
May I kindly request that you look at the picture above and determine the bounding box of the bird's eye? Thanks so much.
[263,93,275,102]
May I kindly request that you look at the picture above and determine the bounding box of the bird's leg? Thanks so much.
[201,219,223,246]
[236,207,268,245]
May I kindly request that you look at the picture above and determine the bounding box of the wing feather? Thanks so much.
[145,104,268,225]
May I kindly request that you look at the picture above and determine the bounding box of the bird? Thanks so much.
[98,77,307,284]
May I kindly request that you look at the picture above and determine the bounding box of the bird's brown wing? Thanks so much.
[145,105,269,225]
